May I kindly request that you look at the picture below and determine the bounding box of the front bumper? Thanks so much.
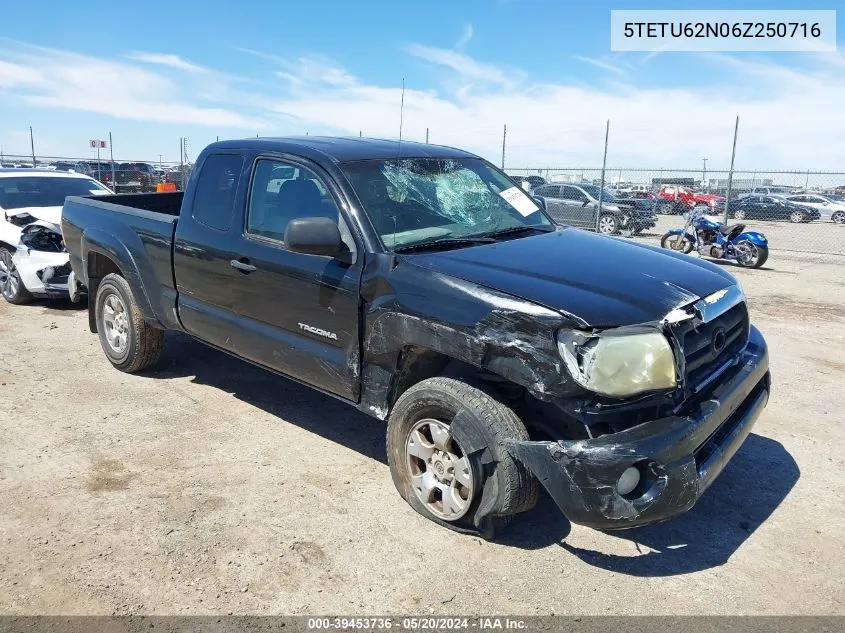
[507,325,770,530]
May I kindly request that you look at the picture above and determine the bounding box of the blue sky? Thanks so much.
[1,1,842,169]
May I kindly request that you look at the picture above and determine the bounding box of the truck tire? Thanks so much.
[597,214,619,234]
[95,273,164,372]
[386,377,538,538]
[0,247,34,305]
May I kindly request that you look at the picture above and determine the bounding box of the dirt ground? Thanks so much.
[1,250,843,616]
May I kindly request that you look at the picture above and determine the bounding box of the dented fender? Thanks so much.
[507,326,770,529]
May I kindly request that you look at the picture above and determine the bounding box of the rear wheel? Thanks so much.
[831,211,845,224]
[0,247,33,305]
[597,214,619,235]
[387,377,538,538]
[789,210,807,223]
[660,232,693,254]
[95,273,164,372]
[735,241,768,268]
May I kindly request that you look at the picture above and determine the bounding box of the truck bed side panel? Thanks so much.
[62,196,181,330]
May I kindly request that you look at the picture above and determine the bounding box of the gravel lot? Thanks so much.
[1,249,843,616]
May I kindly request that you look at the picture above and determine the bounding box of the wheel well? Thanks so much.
[386,346,587,442]
[388,346,525,412]
[86,252,123,333]
[87,252,122,280]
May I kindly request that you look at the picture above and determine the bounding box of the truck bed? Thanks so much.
[61,192,183,331]
[84,191,183,215]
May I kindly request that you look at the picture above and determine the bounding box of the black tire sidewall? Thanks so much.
[95,276,136,367]
[387,379,532,534]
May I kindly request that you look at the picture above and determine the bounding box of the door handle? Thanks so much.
[230,258,257,274]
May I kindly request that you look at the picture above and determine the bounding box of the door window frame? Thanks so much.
[243,153,362,258]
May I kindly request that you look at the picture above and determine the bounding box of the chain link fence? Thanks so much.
[507,167,845,256]
[1,153,191,191]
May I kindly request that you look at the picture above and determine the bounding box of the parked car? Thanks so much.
[533,182,657,234]
[511,174,546,191]
[785,194,845,224]
[59,137,770,539]
[50,161,94,177]
[728,195,821,223]
[657,185,725,214]
[0,169,111,304]
[750,186,795,196]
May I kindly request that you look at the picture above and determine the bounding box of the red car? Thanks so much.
[658,185,725,214]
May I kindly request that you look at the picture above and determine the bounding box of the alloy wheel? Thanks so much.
[405,418,474,521]
[101,292,130,355]
[0,250,20,300]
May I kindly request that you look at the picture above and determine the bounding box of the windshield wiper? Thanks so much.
[476,225,556,239]
[394,236,497,253]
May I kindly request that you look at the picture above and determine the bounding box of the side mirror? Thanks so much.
[284,217,344,257]
[582,200,590,207]
[532,195,546,211]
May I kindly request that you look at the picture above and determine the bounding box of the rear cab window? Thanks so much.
[192,154,245,231]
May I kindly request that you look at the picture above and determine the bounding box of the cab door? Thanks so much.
[222,156,363,401]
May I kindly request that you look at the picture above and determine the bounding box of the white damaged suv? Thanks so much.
[0,169,112,304]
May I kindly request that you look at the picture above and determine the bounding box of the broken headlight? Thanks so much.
[557,329,677,397]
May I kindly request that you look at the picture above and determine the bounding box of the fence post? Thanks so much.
[29,126,36,166]
[596,120,610,233]
[109,132,115,189]
[724,116,739,224]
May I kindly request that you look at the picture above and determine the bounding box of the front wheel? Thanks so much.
[95,273,165,372]
[660,232,693,254]
[386,377,538,538]
[597,214,619,235]
[735,241,769,268]
[733,209,747,220]
[831,211,845,224]
[789,210,807,223]
[0,247,33,305]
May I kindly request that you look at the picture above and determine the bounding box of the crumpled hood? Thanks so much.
[4,205,63,226]
[403,228,737,327]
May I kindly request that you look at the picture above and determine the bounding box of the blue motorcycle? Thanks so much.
[660,208,769,268]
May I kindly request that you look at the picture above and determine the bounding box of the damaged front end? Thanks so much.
[507,286,771,530]
[5,215,83,301]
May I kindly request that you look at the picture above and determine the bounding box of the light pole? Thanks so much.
[702,157,708,191]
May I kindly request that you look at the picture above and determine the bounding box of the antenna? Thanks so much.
[390,77,406,261]
[398,78,405,146]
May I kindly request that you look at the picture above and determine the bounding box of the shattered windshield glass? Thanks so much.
[341,157,552,249]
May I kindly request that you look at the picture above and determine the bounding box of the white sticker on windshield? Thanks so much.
[499,186,540,217]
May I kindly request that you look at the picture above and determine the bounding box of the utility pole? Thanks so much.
[501,124,507,169]
[29,126,36,166]
[158,154,163,169]
[702,157,708,190]
[723,117,739,224]
[596,120,610,232]
[425,127,429,144]
[109,132,115,189]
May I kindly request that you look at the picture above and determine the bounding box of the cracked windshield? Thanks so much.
[342,157,552,249]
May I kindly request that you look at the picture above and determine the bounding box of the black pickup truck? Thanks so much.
[61,137,770,538]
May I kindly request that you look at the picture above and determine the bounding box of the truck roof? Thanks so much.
[207,136,479,163]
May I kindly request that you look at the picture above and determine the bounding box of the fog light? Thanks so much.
[616,467,641,496]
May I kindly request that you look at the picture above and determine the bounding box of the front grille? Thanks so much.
[679,302,749,387]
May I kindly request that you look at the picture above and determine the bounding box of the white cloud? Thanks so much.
[126,52,208,73]
[455,23,474,51]
[575,55,628,76]
[405,43,524,90]
[1,40,843,170]
[0,43,265,129]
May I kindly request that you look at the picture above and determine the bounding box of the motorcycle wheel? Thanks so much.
[660,232,693,254]
[735,241,768,268]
